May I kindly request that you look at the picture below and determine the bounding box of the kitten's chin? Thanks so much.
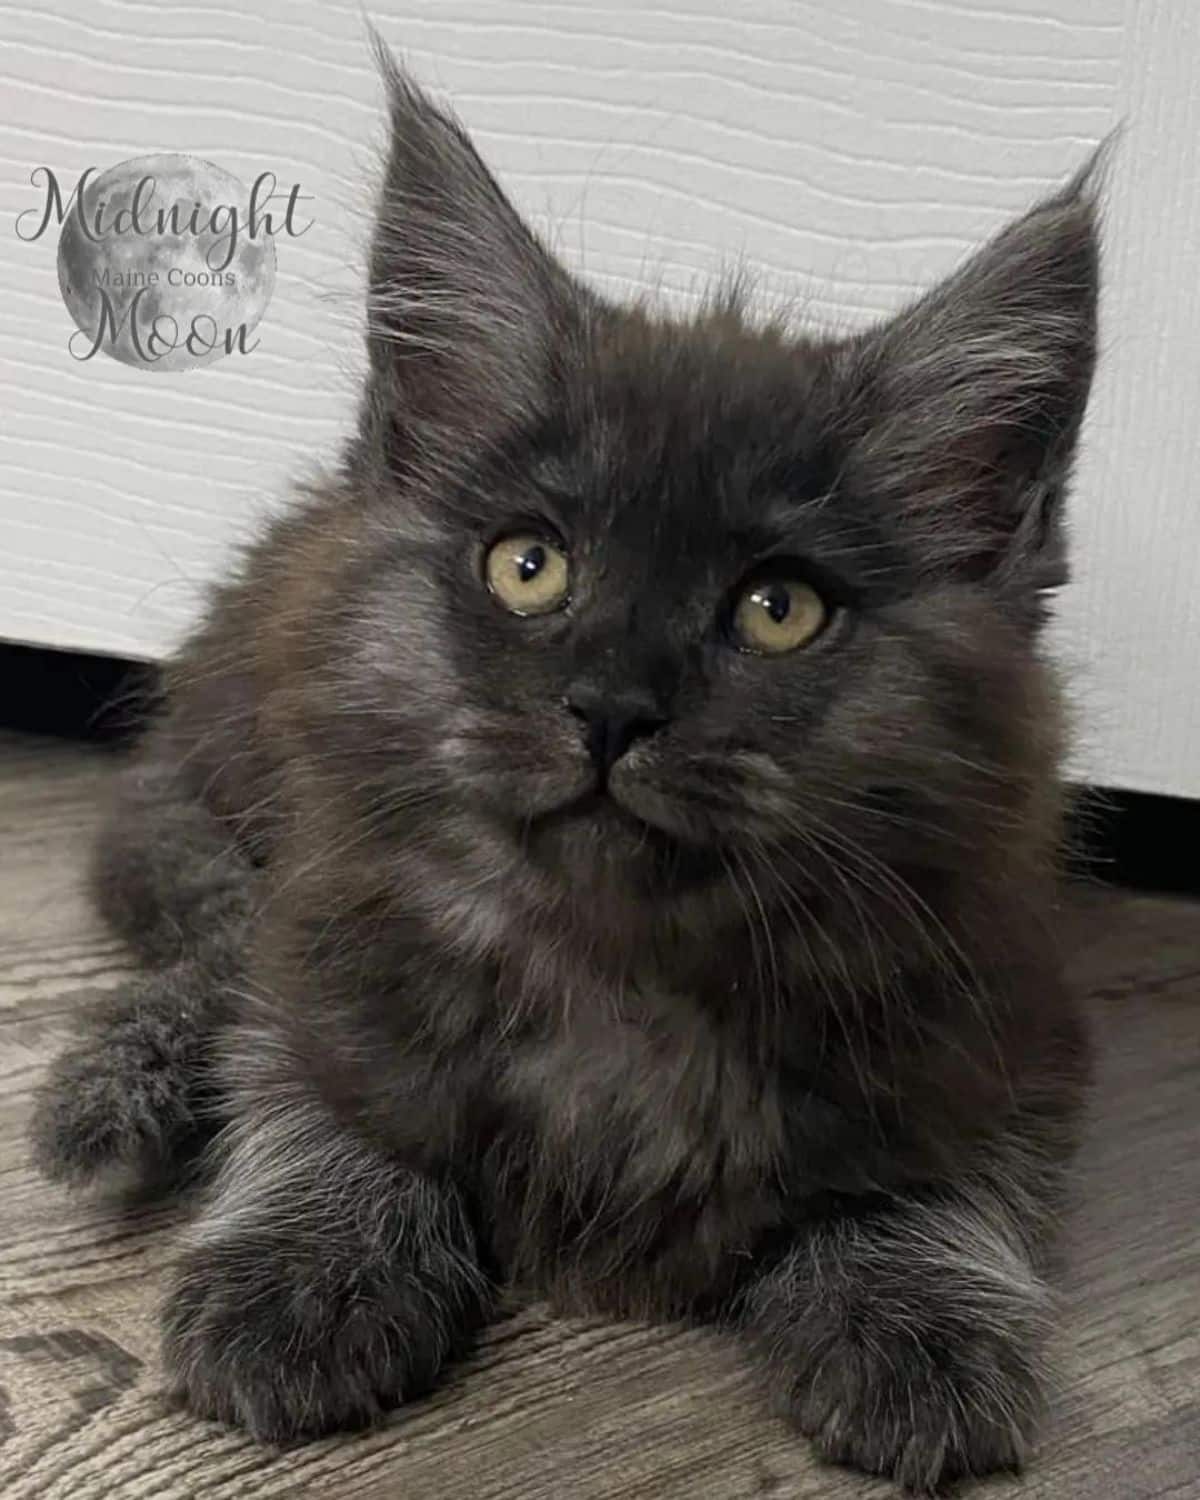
[525,789,724,905]
[533,790,656,851]
[529,768,718,851]
[524,789,659,879]
[607,773,715,848]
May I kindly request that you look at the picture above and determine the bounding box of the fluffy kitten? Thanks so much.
[31,45,1099,1494]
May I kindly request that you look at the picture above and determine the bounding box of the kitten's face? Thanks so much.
[345,313,1054,908]
[379,323,868,875]
[332,58,1096,919]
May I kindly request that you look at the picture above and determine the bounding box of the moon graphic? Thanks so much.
[56,154,277,373]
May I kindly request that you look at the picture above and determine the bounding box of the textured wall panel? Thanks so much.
[2,1,1194,794]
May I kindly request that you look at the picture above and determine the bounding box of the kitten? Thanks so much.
[31,43,1098,1494]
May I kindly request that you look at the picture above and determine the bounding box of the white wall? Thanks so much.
[2,1,1196,796]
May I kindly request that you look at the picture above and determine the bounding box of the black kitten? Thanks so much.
[31,44,1098,1494]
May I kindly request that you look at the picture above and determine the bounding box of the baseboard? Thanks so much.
[1,640,159,742]
[3,642,1196,895]
[1065,788,1197,897]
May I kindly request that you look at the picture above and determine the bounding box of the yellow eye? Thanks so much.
[733,576,827,654]
[484,532,570,616]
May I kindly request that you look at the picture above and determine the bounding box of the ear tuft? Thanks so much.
[841,155,1104,593]
[359,35,583,463]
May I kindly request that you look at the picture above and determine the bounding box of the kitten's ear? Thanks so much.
[362,40,583,456]
[841,163,1102,592]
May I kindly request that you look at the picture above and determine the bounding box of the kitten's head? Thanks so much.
[329,48,1099,938]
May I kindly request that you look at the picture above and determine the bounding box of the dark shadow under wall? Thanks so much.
[1,641,159,743]
[1,642,1195,896]
[1066,787,1198,897]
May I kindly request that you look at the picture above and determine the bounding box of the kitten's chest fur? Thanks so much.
[483,973,796,1314]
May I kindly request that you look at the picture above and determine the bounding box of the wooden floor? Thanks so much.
[1,729,1197,1499]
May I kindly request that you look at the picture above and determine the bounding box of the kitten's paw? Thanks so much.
[162,1228,480,1440]
[793,1323,1041,1493]
[28,979,204,1185]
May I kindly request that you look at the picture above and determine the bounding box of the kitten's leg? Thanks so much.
[30,744,254,1186]
[737,1172,1060,1493]
[90,749,256,968]
[163,1086,491,1439]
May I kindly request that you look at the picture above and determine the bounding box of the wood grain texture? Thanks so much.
[7,1,1199,798]
[0,730,1197,1498]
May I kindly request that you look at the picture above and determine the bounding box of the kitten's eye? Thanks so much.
[484,532,570,616]
[732,576,827,654]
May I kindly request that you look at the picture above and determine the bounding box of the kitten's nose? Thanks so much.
[565,686,668,775]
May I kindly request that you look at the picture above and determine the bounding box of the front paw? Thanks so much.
[163,1230,471,1440]
[793,1321,1041,1492]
